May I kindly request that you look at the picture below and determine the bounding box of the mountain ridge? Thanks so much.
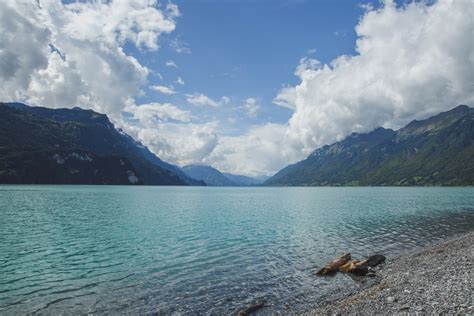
[0,102,191,185]
[182,164,237,186]
[222,172,268,186]
[265,105,474,186]
[182,165,266,186]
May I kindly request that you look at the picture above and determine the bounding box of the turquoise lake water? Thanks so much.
[1,186,473,314]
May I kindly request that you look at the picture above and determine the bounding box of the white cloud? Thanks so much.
[166,3,180,18]
[221,96,231,105]
[273,0,474,162]
[243,97,260,117]
[273,86,296,110]
[170,37,191,54]
[0,0,178,119]
[27,51,90,108]
[186,93,220,107]
[294,57,321,77]
[62,1,178,52]
[126,102,191,124]
[0,2,51,101]
[208,123,296,177]
[154,71,164,80]
[150,85,176,95]
[165,60,178,68]
[136,122,219,165]
[175,76,185,85]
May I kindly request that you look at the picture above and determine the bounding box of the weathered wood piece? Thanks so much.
[316,253,386,277]
[316,253,351,276]
[339,259,370,276]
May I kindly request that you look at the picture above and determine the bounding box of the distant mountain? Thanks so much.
[181,165,267,186]
[265,105,474,186]
[182,165,237,186]
[0,102,188,185]
[222,172,268,186]
[114,128,205,186]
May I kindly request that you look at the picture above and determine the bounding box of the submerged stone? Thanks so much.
[366,254,386,267]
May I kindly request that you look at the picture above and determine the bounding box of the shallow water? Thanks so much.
[1,186,473,314]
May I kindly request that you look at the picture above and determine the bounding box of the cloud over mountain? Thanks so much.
[209,0,474,176]
[126,103,191,124]
[273,0,474,158]
[0,0,179,120]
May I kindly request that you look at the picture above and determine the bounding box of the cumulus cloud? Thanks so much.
[221,96,231,105]
[0,0,178,119]
[150,85,176,95]
[27,51,89,108]
[273,86,296,110]
[273,0,474,160]
[186,93,229,107]
[136,122,219,165]
[243,98,260,117]
[63,1,178,51]
[126,103,191,125]
[207,123,297,177]
[166,3,180,18]
[0,2,51,101]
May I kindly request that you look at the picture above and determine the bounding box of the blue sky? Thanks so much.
[132,0,372,135]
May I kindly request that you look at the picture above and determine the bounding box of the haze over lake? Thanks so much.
[1,186,473,314]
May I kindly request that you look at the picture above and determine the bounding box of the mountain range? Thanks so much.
[1,102,472,186]
[182,164,266,186]
[0,102,202,185]
[265,105,474,186]
[0,102,263,186]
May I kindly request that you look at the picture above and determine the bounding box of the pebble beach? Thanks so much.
[307,232,474,315]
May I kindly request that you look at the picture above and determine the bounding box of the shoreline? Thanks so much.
[306,231,474,315]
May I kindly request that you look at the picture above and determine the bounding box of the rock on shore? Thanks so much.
[307,232,474,315]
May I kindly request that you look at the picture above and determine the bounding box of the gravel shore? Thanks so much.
[307,232,474,315]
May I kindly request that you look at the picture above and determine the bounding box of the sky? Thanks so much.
[1,0,473,176]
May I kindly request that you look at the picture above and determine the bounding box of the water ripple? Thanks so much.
[0,186,473,314]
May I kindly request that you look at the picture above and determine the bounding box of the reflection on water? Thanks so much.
[0,186,473,314]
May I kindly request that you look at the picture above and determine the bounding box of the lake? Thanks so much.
[1,186,473,314]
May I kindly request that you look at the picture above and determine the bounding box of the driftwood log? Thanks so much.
[316,253,386,276]
[315,253,351,276]
[339,259,369,276]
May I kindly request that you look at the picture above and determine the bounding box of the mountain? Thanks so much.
[114,129,205,186]
[0,102,188,185]
[222,172,268,186]
[265,105,474,186]
[182,165,267,186]
[182,165,237,186]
